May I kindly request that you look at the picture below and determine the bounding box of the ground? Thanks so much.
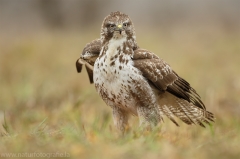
[0,29,239,159]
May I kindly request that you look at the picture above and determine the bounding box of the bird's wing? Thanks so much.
[132,48,205,110]
[132,49,214,127]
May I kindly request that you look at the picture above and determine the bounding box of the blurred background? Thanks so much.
[0,0,240,158]
[1,0,240,36]
[0,0,240,36]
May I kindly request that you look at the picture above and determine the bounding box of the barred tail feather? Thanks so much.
[158,92,214,127]
[158,105,179,126]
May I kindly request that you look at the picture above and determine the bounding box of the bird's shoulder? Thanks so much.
[132,48,175,89]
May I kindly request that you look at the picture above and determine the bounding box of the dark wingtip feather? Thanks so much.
[167,74,206,110]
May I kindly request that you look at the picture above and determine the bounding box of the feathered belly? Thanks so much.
[94,59,141,115]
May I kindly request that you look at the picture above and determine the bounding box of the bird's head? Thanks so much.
[100,11,136,45]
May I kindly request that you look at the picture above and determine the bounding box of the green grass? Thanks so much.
[0,29,240,159]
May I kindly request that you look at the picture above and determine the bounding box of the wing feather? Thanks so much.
[132,49,206,110]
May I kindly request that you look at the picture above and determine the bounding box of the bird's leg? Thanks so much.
[112,106,129,134]
[137,106,160,131]
[134,82,162,130]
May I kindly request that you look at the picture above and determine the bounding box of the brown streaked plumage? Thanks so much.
[76,11,214,133]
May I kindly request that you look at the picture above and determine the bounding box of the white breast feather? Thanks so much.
[94,38,144,114]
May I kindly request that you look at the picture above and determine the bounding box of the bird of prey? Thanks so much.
[76,11,214,132]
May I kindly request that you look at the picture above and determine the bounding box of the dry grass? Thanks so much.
[0,29,240,159]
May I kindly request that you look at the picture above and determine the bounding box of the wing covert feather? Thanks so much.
[132,49,206,110]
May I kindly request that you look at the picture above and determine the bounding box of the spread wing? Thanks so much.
[132,49,205,110]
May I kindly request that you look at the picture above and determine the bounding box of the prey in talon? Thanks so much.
[76,39,101,83]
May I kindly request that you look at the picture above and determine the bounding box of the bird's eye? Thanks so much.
[123,23,128,27]
[109,24,115,28]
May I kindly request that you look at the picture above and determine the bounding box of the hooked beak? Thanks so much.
[115,24,123,34]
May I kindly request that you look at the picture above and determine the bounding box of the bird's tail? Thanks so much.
[157,92,214,127]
